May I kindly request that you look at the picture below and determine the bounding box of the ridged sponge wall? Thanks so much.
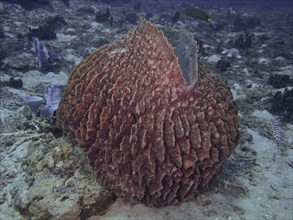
[56,20,239,207]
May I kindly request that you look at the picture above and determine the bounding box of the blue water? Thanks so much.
[177,0,293,8]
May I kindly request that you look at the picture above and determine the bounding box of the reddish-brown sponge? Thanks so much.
[57,20,239,207]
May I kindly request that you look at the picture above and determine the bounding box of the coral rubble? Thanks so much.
[57,20,239,207]
[269,88,293,123]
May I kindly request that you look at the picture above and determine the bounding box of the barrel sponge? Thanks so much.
[56,20,239,207]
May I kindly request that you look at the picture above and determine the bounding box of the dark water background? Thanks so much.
[173,0,293,8]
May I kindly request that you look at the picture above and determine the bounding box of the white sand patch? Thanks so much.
[90,21,103,30]
[202,44,214,49]
[252,110,274,120]
[239,128,293,220]
[56,33,78,42]
[273,65,293,75]
[245,79,262,89]
[284,123,293,145]
[258,57,270,64]
[206,54,221,63]
[240,67,250,76]
[22,70,68,90]
[275,86,293,93]
[231,82,246,100]
[64,53,82,65]
[274,56,285,62]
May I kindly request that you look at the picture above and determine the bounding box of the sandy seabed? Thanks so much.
[0,0,292,219]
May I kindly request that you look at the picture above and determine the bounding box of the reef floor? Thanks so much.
[0,1,292,219]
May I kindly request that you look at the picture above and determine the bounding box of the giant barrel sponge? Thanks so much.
[56,20,239,207]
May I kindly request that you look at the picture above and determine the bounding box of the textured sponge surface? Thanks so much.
[57,20,239,207]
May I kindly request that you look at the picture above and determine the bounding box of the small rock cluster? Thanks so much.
[0,132,115,219]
